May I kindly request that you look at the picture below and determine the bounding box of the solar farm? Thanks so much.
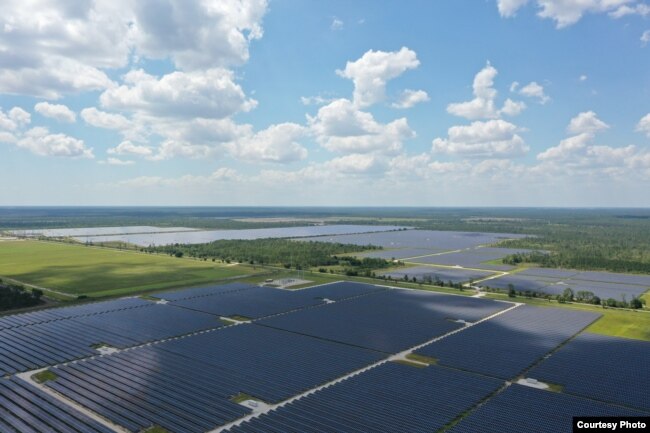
[0,280,647,433]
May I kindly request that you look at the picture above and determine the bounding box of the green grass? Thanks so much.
[141,426,172,433]
[0,240,254,297]
[32,370,58,383]
[230,392,263,404]
[392,359,428,368]
[485,292,650,341]
[546,382,565,393]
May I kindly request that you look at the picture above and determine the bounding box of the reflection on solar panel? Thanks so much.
[381,266,495,284]
[291,281,387,300]
[528,333,650,412]
[169,286,326,319]
[0,377,115,433]
[449,384,646,433]
[153,283,257,301]
[259,289,511,353]
[416,306,601,379]
[408,247,533,270]
[0,297,150,330]
[228,362,503,433]
[47,324,384,433]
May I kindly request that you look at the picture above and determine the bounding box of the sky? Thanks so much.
[1,0,649,207]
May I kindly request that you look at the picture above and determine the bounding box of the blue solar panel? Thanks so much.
[0,377,115,433]
[228,362,503,433]
[154,282,257,301]
[528,333,650,412]
[0,297,150,330]
[47,324,384,433]
[259,289,511,353]
[449,384,646,433]
[290,281,387,301]
[169,286,325,319]
[416,306,601,379]
[381,266,495,284]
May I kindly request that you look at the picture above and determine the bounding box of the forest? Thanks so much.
[0,280,43,311]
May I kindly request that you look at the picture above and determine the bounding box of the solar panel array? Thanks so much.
[228,362,503,433]
[154,282,257,301]
[408,247,533,271]
[416,306,601,379]
[449,384,646,433]
[47,324,384,433]
[0,297,150,330]
[168,282,384,320]
[0,377,115,433]
[381,266,495,284]
[528,333,650,412]
[486,267,650,300]
[259,289,510,353]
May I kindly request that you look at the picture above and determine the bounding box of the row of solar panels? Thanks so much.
[0,282,386,376]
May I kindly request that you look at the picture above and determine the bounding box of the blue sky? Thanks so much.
[1,0,649,206]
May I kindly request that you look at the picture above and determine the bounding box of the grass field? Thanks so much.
[0,240,255,297]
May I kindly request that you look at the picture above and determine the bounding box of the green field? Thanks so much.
[0,240,255,297]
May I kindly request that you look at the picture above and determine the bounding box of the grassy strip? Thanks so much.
[32,370,58,383]
[406,353,438,365]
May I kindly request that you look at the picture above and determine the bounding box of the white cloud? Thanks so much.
[610,3,650,18]
[107,140,154,157]
[579,74,588,81]
[392,89,430,109]
[103,157,134,166]
[15,127,93,158]
[1,107,30,131]
[518,81,550,104]
[500,98,527,116]
[636,113,650,137]
[497,0,636,28]
[497,0,531,17]
[331,17,343,30]
[447,63,500,119]
[537,132,593,161]
[100,68,256,119]
[34,102,76,123]
[432,119,529,158]
[227,123,308,163]
[641,30,650,45]
[119,167,242,188]
[336,47,420,108]
[308,98,415,154]
[130,0,267,69]
[300,95,338,106]
[567,111,609,134]
[325,153,385,174]
[81,107,132,130]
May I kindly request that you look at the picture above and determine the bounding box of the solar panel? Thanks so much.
[46,324,384,433]
[228,362,503,433]
[416,306,601,379]
[449,384,646,433]
[259,289,511,353]
[528,333,650,412]
[0,377,115,433]
[153,282,257,301]
[381,266,495,284]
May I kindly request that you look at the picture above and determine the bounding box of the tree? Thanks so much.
[562,287,574,302]
[507,284,516,298]
[629,297,643,309]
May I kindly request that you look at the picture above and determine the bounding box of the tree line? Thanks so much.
[0,280,43,311]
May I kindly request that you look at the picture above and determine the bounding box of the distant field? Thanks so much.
[0,240,254,297]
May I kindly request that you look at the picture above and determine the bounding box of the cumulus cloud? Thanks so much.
[227,123,307,163]
[131,0,267,69]
[518,81,550,104]
[537,132,594,161]
[497,0,637,28]
[642,30,650,45]
[0,107,30,131]
[35,102,76,123]
[447,63,500,119]
[336,47,420,108]
[103,157,135,166]
[636,113,650,137]
[308,98,415,154]
[392,89,430,109]
[500,98,527,116]
[0,0,268,99]
[15,127,93,158]
[100,69,256,119]
[432,119,529,158]
[107,140,154,157]
[81,107,132,130]
[331,17,344,30]
[119,167,242,188]
[567,111,609,134]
